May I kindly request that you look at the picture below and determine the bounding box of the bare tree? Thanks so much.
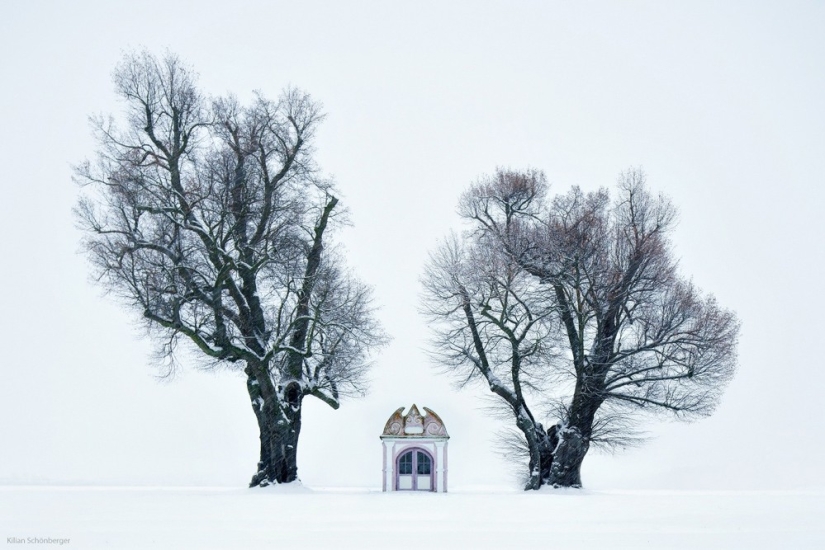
[422,168,739,489]
[75,51,386,487]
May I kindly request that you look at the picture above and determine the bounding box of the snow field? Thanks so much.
[2,486,823,549]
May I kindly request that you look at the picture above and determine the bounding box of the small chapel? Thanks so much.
[380,404,449,492]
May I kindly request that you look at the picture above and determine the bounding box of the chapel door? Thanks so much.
[397,449,433,491]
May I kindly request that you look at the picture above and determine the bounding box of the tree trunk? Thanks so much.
[546,373,601,488]
[521,422,557,490]
[547,424,590,488]
[246,374,304,487]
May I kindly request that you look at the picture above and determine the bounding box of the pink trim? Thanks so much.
[382,442,387,492]
[444,441,448,493]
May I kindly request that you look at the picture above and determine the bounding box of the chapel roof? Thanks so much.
[381,404,449,438]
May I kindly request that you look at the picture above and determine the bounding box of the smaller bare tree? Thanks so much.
[422,168,739,489]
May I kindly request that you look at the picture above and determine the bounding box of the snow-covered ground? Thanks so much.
[2,485,822,549]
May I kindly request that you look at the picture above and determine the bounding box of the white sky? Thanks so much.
[1,1,823,490]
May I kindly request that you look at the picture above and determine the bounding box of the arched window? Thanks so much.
[399,452,413,475]
[417,451,431,475]
[396,448,434,491]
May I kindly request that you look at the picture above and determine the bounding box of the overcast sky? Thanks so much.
[1,1,823,490]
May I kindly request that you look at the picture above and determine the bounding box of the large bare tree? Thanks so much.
[422,168,739,489]
[75,51,385,487]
